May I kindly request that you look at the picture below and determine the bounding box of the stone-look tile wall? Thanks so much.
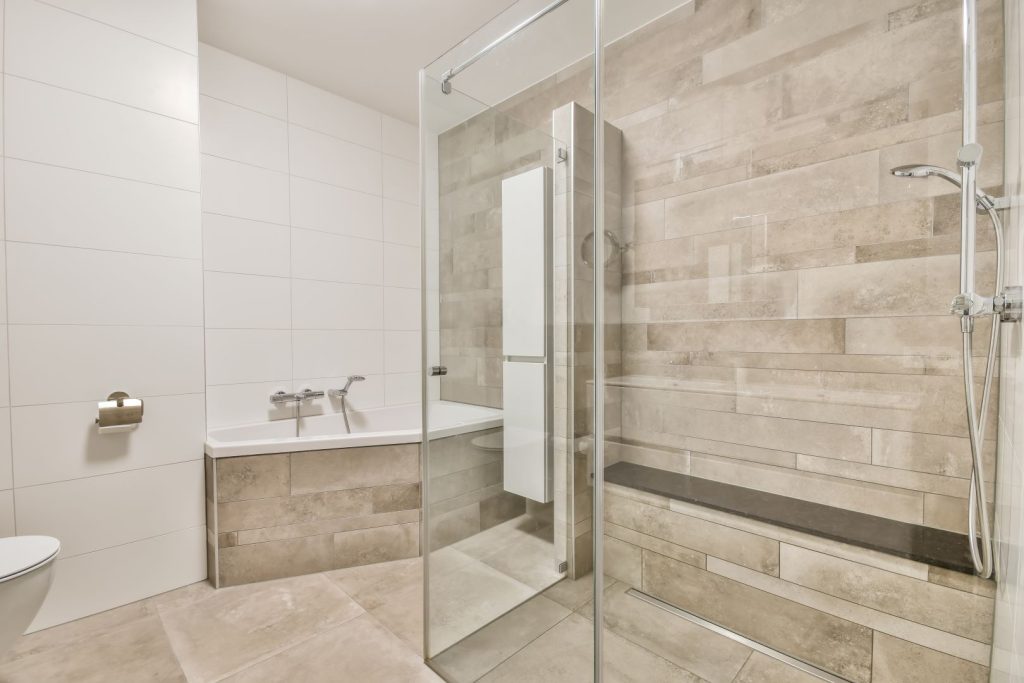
[206,445,421,587]
[611,0,1005,535]
[604,481,995,682]
[427,428,525,550]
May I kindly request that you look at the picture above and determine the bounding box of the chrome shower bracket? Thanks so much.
[995,285,1023,322]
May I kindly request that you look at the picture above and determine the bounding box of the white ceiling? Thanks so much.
[197,0,516,123]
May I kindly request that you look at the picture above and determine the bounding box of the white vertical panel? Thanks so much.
[501,167,549,358]
[503,361,550,503]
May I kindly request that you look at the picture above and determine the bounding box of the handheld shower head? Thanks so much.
[889,163,996,211]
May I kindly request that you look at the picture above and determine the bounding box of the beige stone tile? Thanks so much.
[927,565,996,598]
[603,582,751,683]
[643,551,873,683]
[326,556,422,611]
[780,544,993,642]
[541,573,597,612]
[796,454,973,499]
[430,462,501,504]
[605,491,779,575]
[430,595,571,682]
[158,573,364,682]
[845,315,992,357]
[334,521,419,569]
[872,632,989,683]
[470,526,564,593]
[219,534,334,586]
[235,508,419,545]
[765,200,932,255]
[480,612,700,683]
[429,501,483,550]
[873,429,994,479]
[217,488,371,532]
[289,444,419,494]
[646,318,844,355]
[216,454,290,503]
[604,535,642,587]
[605,519,707,570]
[924,492,992,534]
[732,652,821,683]
[223,614,441,683]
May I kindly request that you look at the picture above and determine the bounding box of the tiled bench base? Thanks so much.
[603,480,995,683]
[205,444,422,587]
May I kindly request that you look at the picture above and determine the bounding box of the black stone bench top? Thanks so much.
[605,461,977,575]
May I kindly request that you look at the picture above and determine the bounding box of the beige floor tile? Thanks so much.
[223,613,441,683]
[0,614,185,683]
[158,573,364,682]
[732,652,821,683]
[326,556,423,611]
[541,572,598,611]
[431,595,571,682]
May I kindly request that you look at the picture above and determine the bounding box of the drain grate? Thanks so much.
[625,589,850,683]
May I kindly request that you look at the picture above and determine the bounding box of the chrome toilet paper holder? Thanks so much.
[96,391,144,429]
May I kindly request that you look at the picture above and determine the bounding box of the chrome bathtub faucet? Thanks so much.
[269,388,324,404]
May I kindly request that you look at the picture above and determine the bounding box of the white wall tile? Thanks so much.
[0,490,14,536]
[15,460,205,558]
[205,329,291,385]
[30,526,207,632]
[7,243,203,326]
[383,198,420,246]
[385,331,421,374]
[200,155,288,224]
[6,0,198,122]
[385,373,420,407]
[0,328,10,408]
[383,287,420,331]
[288,124,382,195]
[198,43,285,118]
[6,159,201,259]
[382,116,417,162]
[44,0,198,54]
[291,280,382,330]
[291,330,383,379]
[206,380,296,429]
[9,325,204,405]
[287,77,381,150]
[289,177,382,240]
[12,394,204,488]
[204,272,290,330]
[199,96,288,171]
[202,213,290,277]
[382,155,418,204]
[0,410,11,491]
[5,76,200,190]
[384,242,421,289]
[291,228,382,285]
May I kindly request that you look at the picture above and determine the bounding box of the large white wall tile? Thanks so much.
[44,0,198,54]
[30,526,207,632]
[0,491,14,536]
[292,330,383,379]
[0,410,11,491]
[205,272,290,330]
[291,228,383,285]
[6,159,201,259]
[385,331,421,374]
[291,280,382,330]
[200,155,289,224]
[15,460,204,558]
[12,394,204,488]
[383,198,420,246]
[6,0,198,122]
[9,325,204,405]
[205,329,291,385]
[7,243,203,326]
[287,77,381,149]
[290,177,382,240]
[198,43,286,118]
[206,380,296,429]
[199,96,288,171]
[288,124,382,195]
[385,373,420,407]
[384,287,421,331]
[382,116,418,162]
[5,76,200,190]
[384,242,421,289]
[202,213,290,277]
[382,156,418,204]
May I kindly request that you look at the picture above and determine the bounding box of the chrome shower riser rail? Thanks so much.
[440,0,570,93]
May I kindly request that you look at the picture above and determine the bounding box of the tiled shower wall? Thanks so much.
[0,0,206,629]
[199,45,420,429]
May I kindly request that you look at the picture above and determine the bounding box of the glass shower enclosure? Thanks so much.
[420,0,1024,680]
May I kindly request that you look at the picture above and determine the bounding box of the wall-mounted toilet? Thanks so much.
[0,536,60,656]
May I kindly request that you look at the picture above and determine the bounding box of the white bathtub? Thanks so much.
[205,401,503,458]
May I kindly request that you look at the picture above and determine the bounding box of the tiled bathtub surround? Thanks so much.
[207,445,421,587]
[198,44,421,429]
[0,0,206,629]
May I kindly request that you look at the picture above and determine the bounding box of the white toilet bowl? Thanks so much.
[0,536,60,657]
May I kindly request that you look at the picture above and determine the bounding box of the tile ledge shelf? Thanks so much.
[605,461,982,575]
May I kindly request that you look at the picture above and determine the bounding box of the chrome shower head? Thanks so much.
[890,164,963,186]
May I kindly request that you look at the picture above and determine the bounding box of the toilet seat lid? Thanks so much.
[0,536,60,580]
